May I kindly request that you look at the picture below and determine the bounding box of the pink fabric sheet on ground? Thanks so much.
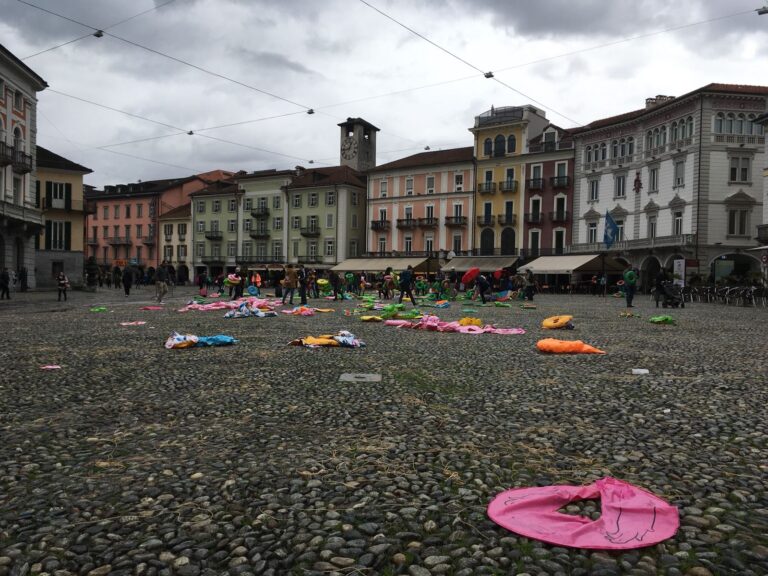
[487,477,679,550]
[384,314,525,335]
[178,297,278,312]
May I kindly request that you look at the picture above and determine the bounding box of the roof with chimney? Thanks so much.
[286,165,367,189]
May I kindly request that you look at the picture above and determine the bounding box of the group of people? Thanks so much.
[0,267,29,298]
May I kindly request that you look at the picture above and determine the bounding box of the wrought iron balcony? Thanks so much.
[107,236,133,245]
[251,207,269,218]
[371,220,391,231]
[300,226,321,237]
[204,230,223,241]
[141,236,155,245]
[524,212,544,224]
[477,181,496,194]
[496,214,517,226]
[200,254,225,264]
[298,254,323,263]
[500,180,518,193]
[0,142,13,166]
[550,176,571,188]
[249,229,270,239]
[568,234,697,253]
[12,149,32,174]
[526,178,544,190]
[445,216,468,227]
[549,211,570,223]
[86,236,99,246]
[476,215,495,227]
[418,217,438,228]
[396,218,418,229]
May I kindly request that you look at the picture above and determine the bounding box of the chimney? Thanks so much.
[645,95,675,109]
[294,165,305,176]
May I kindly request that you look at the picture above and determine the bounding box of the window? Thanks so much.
[612,140,618,158]
[453,204,463,218]
[589,180,599,201]
[349,240,358,257]
[273,195,281,209]
[380,181,388,198]
[627,137,634,155]
[530,230,540,253]
[136,224,143,238]
[244,198,252,211]
[227,242,237,257]
[379,208,387,221]
[325,239,335,256]
[256,243,267,258]
[178,223,186,237]
[273,217,283,230]
[228,219,237,232]
[507,134,516,153]
[600,143,607,160]
[326,189,335,206]
[614,175,626,198]
[648,215,657,239]
[554,229,565,254]
[483,138,492,156]
[615,219,624,241]
[164,245,173,260]
[585,145,592,163]
[452,234,462,253]
[136,203,143,218]
[378,237,386,253]
[715,113,723,134]
[326,213,334,228]
[292,194,301,208]
[308,215,318,231]
[425,235,433,252]
[292,216,301,229]
[673,211,684,236]
[243,219,252,231]
[726,113,734,133]
[671,122,678,142]
[197,220,205,232]
[404,236,412,253]
[113,225,120,238]
[587,222,598,243]
[454,174,464,192]
[426,205,434,219]
[124,225,131,239]
[426,176,435,194]
[196,200,205,213]
[102,226,108,238]
[351,213,358,229]
[212,200,221,212]
[308,241,318,258]
[556,163,566,178]
[493,134,505,157]
[225,198,234,212]
[649,167,659,193]
[103,206,109,219]
[196,243,204,257]
[257,197,268,210]
[114,205,120,218]
[674,161,685,187]
[729,157,751,183]
[727,209,748,236]
[136,246,142,263]
[14,90,22,110]
[405,178,413,196]
[309,192,318,207]
[405,206,413,220]
[351,191,359,205]
[272,241,282,259]
[209,220,219,231]
[484,170,493,183]
[50,221,65,250]
[177,245,187,260]
[735,114,744,135]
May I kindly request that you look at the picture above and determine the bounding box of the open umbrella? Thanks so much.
[462,267,480,284]
[493,269,503,280]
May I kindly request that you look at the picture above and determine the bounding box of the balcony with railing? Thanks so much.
[371,220,391,231]
[418,217,438,228]
[298,254,323,264]
[549,211,570,223]
[608,155,634,167]
[251,207,270,218]
[500,180,518,193]
[396,218,418,229]
[477,181,496,194]
[86,236,99,246]
[550,176,571,188]
[568,234,697,253]
[42,198,94,212]
[526,178,544,191]
[12,148,33,174]
[528,140,574,153]
[200,254,226,264]
[204,230,223,241]
[476,215,496,227]
[0,142,13,166]
[643,144,668,159]
[141,236,155,245]
[496,213,517,226]
[713,134,764,146]
[300,226,321,237]
[445,216,468,227]
[107,236,133,245]
[249,229,270,239]
[524,212,544,225]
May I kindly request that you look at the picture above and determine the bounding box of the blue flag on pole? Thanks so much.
[603,211,619,249]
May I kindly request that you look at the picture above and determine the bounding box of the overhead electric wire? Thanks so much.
[18,0,314,111]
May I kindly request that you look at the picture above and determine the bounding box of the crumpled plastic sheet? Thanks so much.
[384,314,525,335]
[536,338,605,354]
[165,331,238,349]
[280,306,334,316]
[224,303,278,319]
[289,330,366,348]
[179,297,277,313]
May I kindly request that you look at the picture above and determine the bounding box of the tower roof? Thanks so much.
[337,117,380,132]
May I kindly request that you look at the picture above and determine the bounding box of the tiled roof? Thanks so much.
[370,147,474,172]
[36,146,92,173]
[0,43,47,89]
[236,169,295,180]
[287,165,367,189]
[338,117,380,132]
[188,180,240,197]
[159,202,191,219]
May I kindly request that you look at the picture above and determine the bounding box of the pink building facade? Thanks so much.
[366,147,475,256]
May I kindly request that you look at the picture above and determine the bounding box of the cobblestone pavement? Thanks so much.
[0,286,766,576]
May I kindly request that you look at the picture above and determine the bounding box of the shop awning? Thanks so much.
[440,256,518,272]
[331,256,429,273]
[518,254,624,275]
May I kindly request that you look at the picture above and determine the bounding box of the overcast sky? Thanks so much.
[2,0,766,188]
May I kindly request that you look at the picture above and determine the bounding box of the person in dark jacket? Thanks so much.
[0,268,10,300]
[397,265,418,308]
[122,267,134,297]
[329,270,342,300]
[155,261,169,303]
[57,271,70,301]
[475,273,490,304]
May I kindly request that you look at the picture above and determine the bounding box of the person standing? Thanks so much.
[57,271,70,301]
[0,268,10,300]
[122,266,133,297]
[297,264,308,305]
[623,263,638,308]
[329,270,342,300]
[383,267,395,300]
[654,268,668,308]
[524,269,536,301]
[398,265,418,308]
[282,264,298,305]
[155,261,169,303]
[475,273,490,304]
[232,267,245,300]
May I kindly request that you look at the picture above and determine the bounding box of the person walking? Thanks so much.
[524,269,536,301]
[282,264,298,305]
[397,265,418,308]
[297,264,308,305]
[122,266,134,297]
[329,270,342,300]
[155,261,169,303]
[654,268,668,308]
[56,271,70,301]
[623,263,638,308]
[0,268,10,300]
[383,267,395,300]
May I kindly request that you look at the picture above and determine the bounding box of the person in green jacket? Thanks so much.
[623,264,638,308]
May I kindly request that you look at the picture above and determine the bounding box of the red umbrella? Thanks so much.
[493,269,503,280]
[462,267,480,284]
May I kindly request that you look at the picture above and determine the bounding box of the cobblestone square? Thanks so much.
[1,288,766,576]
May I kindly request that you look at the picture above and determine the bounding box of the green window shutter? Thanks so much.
[64,221,72,251]
[35,180,41,208]
[45,181,52,209]
[45,220,52,250]
[64,183,72,211]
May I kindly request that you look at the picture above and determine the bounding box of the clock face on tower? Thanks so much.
[341,136,358,160]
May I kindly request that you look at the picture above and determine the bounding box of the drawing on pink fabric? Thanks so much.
[487,477,679,550]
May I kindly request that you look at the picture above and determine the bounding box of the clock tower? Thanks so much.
[338,117,379,171]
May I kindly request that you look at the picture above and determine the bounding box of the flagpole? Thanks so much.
[602,252,606,297]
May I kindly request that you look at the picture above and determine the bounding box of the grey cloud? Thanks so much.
[233,48,314,75]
